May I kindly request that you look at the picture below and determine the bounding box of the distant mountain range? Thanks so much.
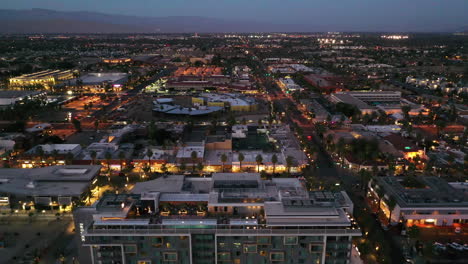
[0,8,466,34]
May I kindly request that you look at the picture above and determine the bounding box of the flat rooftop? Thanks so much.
[375,176,468,208]
[0,165,101,197]
[78,72,128,84]
[0,90,44,99]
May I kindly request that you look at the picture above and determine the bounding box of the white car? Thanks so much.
[433,242,446,250]
[449,242,464,251]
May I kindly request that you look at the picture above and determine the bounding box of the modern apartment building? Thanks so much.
[74,173,360,264]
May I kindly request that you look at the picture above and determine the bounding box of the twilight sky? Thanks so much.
[2,0,468,31]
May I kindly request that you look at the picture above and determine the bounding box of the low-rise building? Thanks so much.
[370,176,468,227]
[330,91,402,114]
[277,77,303,93]
[19,144,82,168]
[0,90,47,106]
[0,165,101,212]
[9,69,75,89]
[193,93,258,112]
[67,72,128,93]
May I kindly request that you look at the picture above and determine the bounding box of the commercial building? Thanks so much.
[0,165,101,212]
[102,58,132,64]
[304,74,345,93]
[173,66,230,84]
[329,91,402,114]
[370,176,468,227]
[192,93,258,112]
[68,72,128,93]
[19,144,83,168]
[74,173,360,264]
[0,90,47,106]
[277,78,303,93]
[381,134,426,160]
[9,69,75,89]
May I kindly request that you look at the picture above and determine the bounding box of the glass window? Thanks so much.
[243,244,258,253]
[270,252,285,262]
[163,252,178,261]
[218,252,231,261]
[284,236,298,245]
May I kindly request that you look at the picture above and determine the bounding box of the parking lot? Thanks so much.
[0,215,77,264]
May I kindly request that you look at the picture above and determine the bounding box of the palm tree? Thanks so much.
[51,149,59,164]
[376,187,385,212]
[118,151,125,171]
[191,151,198,173]
[179,162,187,172]
[386,197,397,224]
[401,105,411,120]
[255,154,263,173]
[435,119,447,137]
[104,151,112,172]
[220,153,227,172]
[146,149,153,172]
[90,150,97,165]
[161,162,168,174]
[197,162,204,174]
[286,156,294,175]
[359,169,372,193]
[336,137,346,163]
[65,151,74,165]
[238,152,245,172]
[36,146,44,164]
[271,154,278,174]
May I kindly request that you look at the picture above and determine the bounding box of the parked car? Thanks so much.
[448,242,464,251]
[433,242,446,251]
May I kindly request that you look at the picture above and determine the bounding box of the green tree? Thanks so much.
[238,152,245,172]
[271,154,278,174]
[179,162,187,172]
[359,169,372,193]
[71,118,82,132]
[386,197,397,224]
[197,162,204,174]
[220,153,228,172]
[191,151,198,173]
[161,162,168,174]
[118,151,125,171]
[227,115,236,127]
[286,155,294,175]
[90,150,97,165]
[376,187,385,212]
[146,149,153,172]
[51,149,59,163]
[401,105,411,121]
[255,154,263,173]
[104,151,112,172]
[435,119,447,136]
[408,225,420,239]
[65,151,74,165]
[35,146,44,163]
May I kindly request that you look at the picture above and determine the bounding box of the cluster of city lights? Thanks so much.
[381,35,409,40]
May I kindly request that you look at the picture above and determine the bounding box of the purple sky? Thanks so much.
[3,0,468,31]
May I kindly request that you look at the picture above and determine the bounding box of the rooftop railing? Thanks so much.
[85,224,361,236]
